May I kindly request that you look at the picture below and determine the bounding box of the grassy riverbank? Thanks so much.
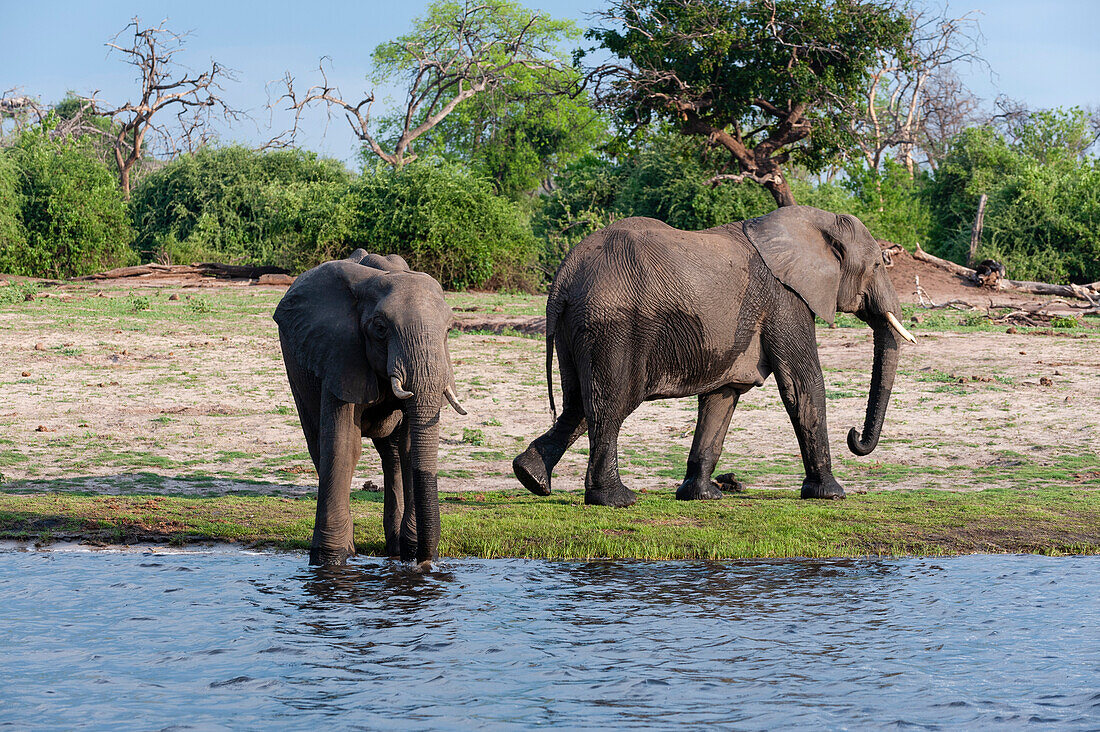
[3,485,1099,559]
[2,279,1099,560]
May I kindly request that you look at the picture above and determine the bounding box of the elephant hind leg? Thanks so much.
[583,412,638,507]
[514,338,587,495]
[281,340,323,473]
[373,429,406,559]
[678,387,740,501]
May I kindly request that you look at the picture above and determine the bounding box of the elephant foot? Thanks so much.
[513,449,551,496]
[676,477,724,501]
[585,482,638,507]
[801,476,846,500]
[309,546,355,566]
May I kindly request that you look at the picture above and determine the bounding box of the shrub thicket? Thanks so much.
[926,110,1100,283]
[0,155,25,257]
[129,146,354,267]
[0,124,135,278]
[348,162,540,290]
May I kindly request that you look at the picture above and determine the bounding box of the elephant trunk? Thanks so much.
[847,322,900,456]
[406,389,442,566]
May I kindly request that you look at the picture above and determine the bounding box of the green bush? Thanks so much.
[0,124,136,278]
[348,162,540,290]
[129,146,354,268]
[0,155,25,258]
[926,110,1100,283]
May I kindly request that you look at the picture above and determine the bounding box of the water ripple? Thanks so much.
[0,552,1098,729]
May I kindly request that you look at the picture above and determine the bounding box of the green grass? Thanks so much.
[2,486,1098,558]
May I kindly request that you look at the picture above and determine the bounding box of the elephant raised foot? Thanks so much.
[513,450,552,496]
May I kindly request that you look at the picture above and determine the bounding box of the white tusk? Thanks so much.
[443,385,467,415]
[886,312,917,344]
[390,376,414,399]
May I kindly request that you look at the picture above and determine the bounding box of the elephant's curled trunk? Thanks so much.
[848,323,900,456]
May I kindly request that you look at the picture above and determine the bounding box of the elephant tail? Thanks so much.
[545,301,558,422]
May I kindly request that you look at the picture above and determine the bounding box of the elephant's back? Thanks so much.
[552,218,752,312]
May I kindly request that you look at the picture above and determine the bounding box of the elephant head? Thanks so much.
[744,205,916,457]
[274,251,464,564]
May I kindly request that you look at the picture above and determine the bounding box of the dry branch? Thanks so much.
[95,18,240,198]
[912,244,1099,302]
[76,263,289,281]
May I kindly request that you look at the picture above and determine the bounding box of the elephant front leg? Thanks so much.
[311,393,362,565]
[373,431,405,559]
[772,351,845,500]
[678,387,740,501]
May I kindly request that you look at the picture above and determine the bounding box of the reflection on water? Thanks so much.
[1,551,1098,729]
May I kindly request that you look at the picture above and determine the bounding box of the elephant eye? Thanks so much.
[369,315,387,339]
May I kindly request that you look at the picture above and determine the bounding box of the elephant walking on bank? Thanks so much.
[274,251,465,566]
[513,206,916,506]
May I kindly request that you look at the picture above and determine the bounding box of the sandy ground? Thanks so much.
[0,275,1097,498]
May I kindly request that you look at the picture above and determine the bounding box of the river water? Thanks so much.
[1,550,1097,729]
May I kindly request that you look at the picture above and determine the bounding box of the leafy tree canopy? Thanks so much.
[587,0,912,206]
[382,64,608,199]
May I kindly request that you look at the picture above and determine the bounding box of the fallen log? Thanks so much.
[912,244,1099,302]
[77,263,290,281]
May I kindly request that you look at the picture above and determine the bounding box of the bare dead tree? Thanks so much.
[843,5,983,176]
[274,1,570,168]
[0,89,43,143]
[916,68,983,170]
[94,18,240,198]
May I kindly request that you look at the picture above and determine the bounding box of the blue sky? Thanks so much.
[2,0,1097,163]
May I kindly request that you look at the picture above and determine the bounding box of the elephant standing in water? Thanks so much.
[274,250,465,567]
[513,206,916,507]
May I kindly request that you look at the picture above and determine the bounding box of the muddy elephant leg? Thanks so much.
[514,340,587,495]
[584,412,638,507]
[282,350,323,473]
[770,340,845,500]
[373,427,406,559]
[310,392,362,565]
[677,387,740,501]
[396,427,418,562]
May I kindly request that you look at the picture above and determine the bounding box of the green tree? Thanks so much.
[289,0,577,170]
[0,122,135,278]
[794,159,931,248]
[535,131,773,269]
[393,65,608,199]
[587,0,912,207]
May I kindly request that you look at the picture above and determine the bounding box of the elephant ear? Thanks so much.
[273,260,382,405]
[361,253,410,272]
[743,206,842,325]
[344,248,370,264]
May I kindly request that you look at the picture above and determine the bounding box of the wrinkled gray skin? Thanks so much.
[274,250,464,567]
[513,206,911,506]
